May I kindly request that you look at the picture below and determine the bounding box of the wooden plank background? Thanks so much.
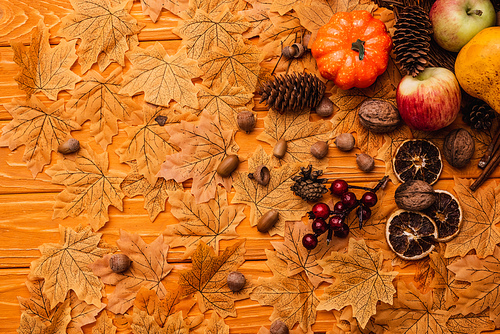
[1,1,500,333]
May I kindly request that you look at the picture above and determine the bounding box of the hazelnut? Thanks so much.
[257,209,279,233]
[58,138,80,155]
[248,165,271,186]
[216,155,239,177]
[227,271,246,292]
[335,133,355,152]
[356,153,375,172]
[442,128,475,168]
[395,180,436,211]
[237,111,256,133]
[109,254,131,273]
[270,319,289,334]
[358,99,401,133]
[310,141,329,159]
[273,139,287,159]
[315,96,334,117]
[155,115,168,126]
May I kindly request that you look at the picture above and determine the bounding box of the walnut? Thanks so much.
[395,180,436,211]
[358,99,401,133]
[442,128,475,168]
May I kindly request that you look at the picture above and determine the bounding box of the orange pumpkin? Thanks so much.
[311,10,392,90]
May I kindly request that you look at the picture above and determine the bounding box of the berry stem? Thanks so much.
[326,227,333,245]
[348,185,373,191]
[372,175,389,192]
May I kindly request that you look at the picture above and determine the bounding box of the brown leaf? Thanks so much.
[231,146,309,236]
[89,231,173,314]
[257,108,333,167]
[161,0,190,17]
[318,238,398,328]
[165,187,245,258]
[185,0,248,17]
[446,311,495,334]
[59,0,143,73]
[270,0,296,15]
[30,225,110,308]
[157,111,239,203]
[257,12,303,59]
[92,311,116,334]
[327,307,387,334]
[0,96,80,177]
[120,44,203,108]
[132,309,189,334]
[66,68,141,150]
[18,300,71,334]
[375,125,413,184]
[178,240,252,318]
[205,312,229,334]
[11,20,80,100]
[272,221,337,287]
[240,3,273,39]
[428,251,464,309]
[121,163,183,222]
[250,250,319,332]
[445,177,500,258]
[46,143,126,231]
[18,276,53,323]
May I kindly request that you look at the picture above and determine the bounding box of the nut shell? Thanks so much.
[442,128,475,168]
[335,133,355,151]
[257,209,279,233]
[356,153,375,172]
[109,254,131,273]
[358,99,401,133]
[237,111,256,133]
[273,139,287,159]
[249,165,271,186]
[310,141,329,159]
[395,180,436,211]
[58,138,80,155]
[315,96,334,117]
[227,271,246,292]
[216,155,239,177]
[270,320,289,334]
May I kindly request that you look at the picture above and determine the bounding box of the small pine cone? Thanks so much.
[291,165,328,202]
[259,73,326,113]
[463,100,496,130]
[393,6,433,77]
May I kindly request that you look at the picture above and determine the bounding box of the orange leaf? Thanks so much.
[205,312,229,334]
[92,312,116,334]
[18,299,71,334]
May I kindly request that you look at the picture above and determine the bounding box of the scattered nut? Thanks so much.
[273,139,287,159]
[302,33,311,49]
[248,165,271,186]
[395,180,436,211]
[237,111,256,133]
[442,128,475,168]
[358,99,401,133]
[310,141,329,159]
[356,153,375,172]
[335,133,355,151]
[216,155,239,177]
[58,138,80,155]
[155,115,168,126]
[227,271,246,292]
[315,96,334,117]
[257,209,279,233]
[270,319,289,334]
[109,254,131,273]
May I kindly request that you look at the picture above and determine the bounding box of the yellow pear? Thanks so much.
[455,27,500,112]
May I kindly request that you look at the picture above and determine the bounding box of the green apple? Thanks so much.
[429,0,496,52]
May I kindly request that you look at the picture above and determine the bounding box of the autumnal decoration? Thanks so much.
[257,209,280,233]
[237,110,257,133]
[216,154,240,177]
[358,99,401,133]
[227,271,246,292]
[423,190,463,242]
[334,133,355,152]
[393,139,443,185]
[311,10,392,90]
[92,312,116,334]
[356,153,375,172]
[442,128,475,168]
[58,138,80,155]
[394,180,436,211]
[290,165,329,202]
[463,99,496,130]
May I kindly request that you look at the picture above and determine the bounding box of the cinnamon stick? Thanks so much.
[478,128,500,168]
[471,147,500,191]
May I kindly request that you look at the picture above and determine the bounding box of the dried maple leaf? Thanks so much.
[375,125,413,184]
[445,177,500,258]
[258,12,303,58]
[272,221,338,287]
[318,238,397,328]
[448,246,500,326]
[231,146,309,236]
[446,311,495,334]
[251,249,319,332]
[176,8,250,60]
[157,111,239,203]
[327,307,388,334]
[162,0,190,17]
[428,251,464,309]
[30,225,110,308]
[121,163,183,222]
[257,108,333,167]
[92,311,116,334]
[205,312,229,334]
[240,3,273,39]
[0,96,80,177]
[185,0,248,17]
[116,103,196,184]
[132,310,189,334]
[11,20,80,100]
[270,0,296,15]
[165,187,245,258]
[178,240,252,318]
[89,230,173,314]
[46,143,126,231]
[18,300,71,334]
[199,36,263,92]
[120,44,203,108]
[66,68,141,150]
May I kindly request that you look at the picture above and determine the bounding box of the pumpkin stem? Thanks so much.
[351,39,366,61]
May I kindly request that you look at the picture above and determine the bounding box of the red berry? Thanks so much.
[302,233,318,250]
[333,201,346,213]
[329,215,343,230]
[334,223,350,238]
[361,192,378,207]
[312,202,330,219]
[331,179,349,196]
[312,218,328,235]
[357,206,372,221]
[341,191,357,208]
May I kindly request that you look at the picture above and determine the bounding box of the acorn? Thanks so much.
[273,139,287,159]
[315,96,334,117]
[248,165,271,186]
[257,209,279,233]
[356,153,375,172]
[109,254,131,273]
[237,111,256,133]
[282,43,305,59]
[58,138,80,155]
[335,133,355,152]
[155,115,168,126]
[216,155,239,177]
[270,319,289,334]
[310,141,329,159]
[227,271,246,292]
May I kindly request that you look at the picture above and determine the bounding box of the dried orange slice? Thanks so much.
[386,210,437,260]
[393,139,443,185]
[422,190,462,242]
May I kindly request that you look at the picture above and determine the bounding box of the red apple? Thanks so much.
[396,67,461,132]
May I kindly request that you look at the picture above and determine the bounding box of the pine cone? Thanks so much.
[291,165,328,202]
[393,6,433,77]
[259,72,326,113]
[463,100,496,130]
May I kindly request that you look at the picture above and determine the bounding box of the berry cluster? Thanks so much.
[302,176,388,250]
